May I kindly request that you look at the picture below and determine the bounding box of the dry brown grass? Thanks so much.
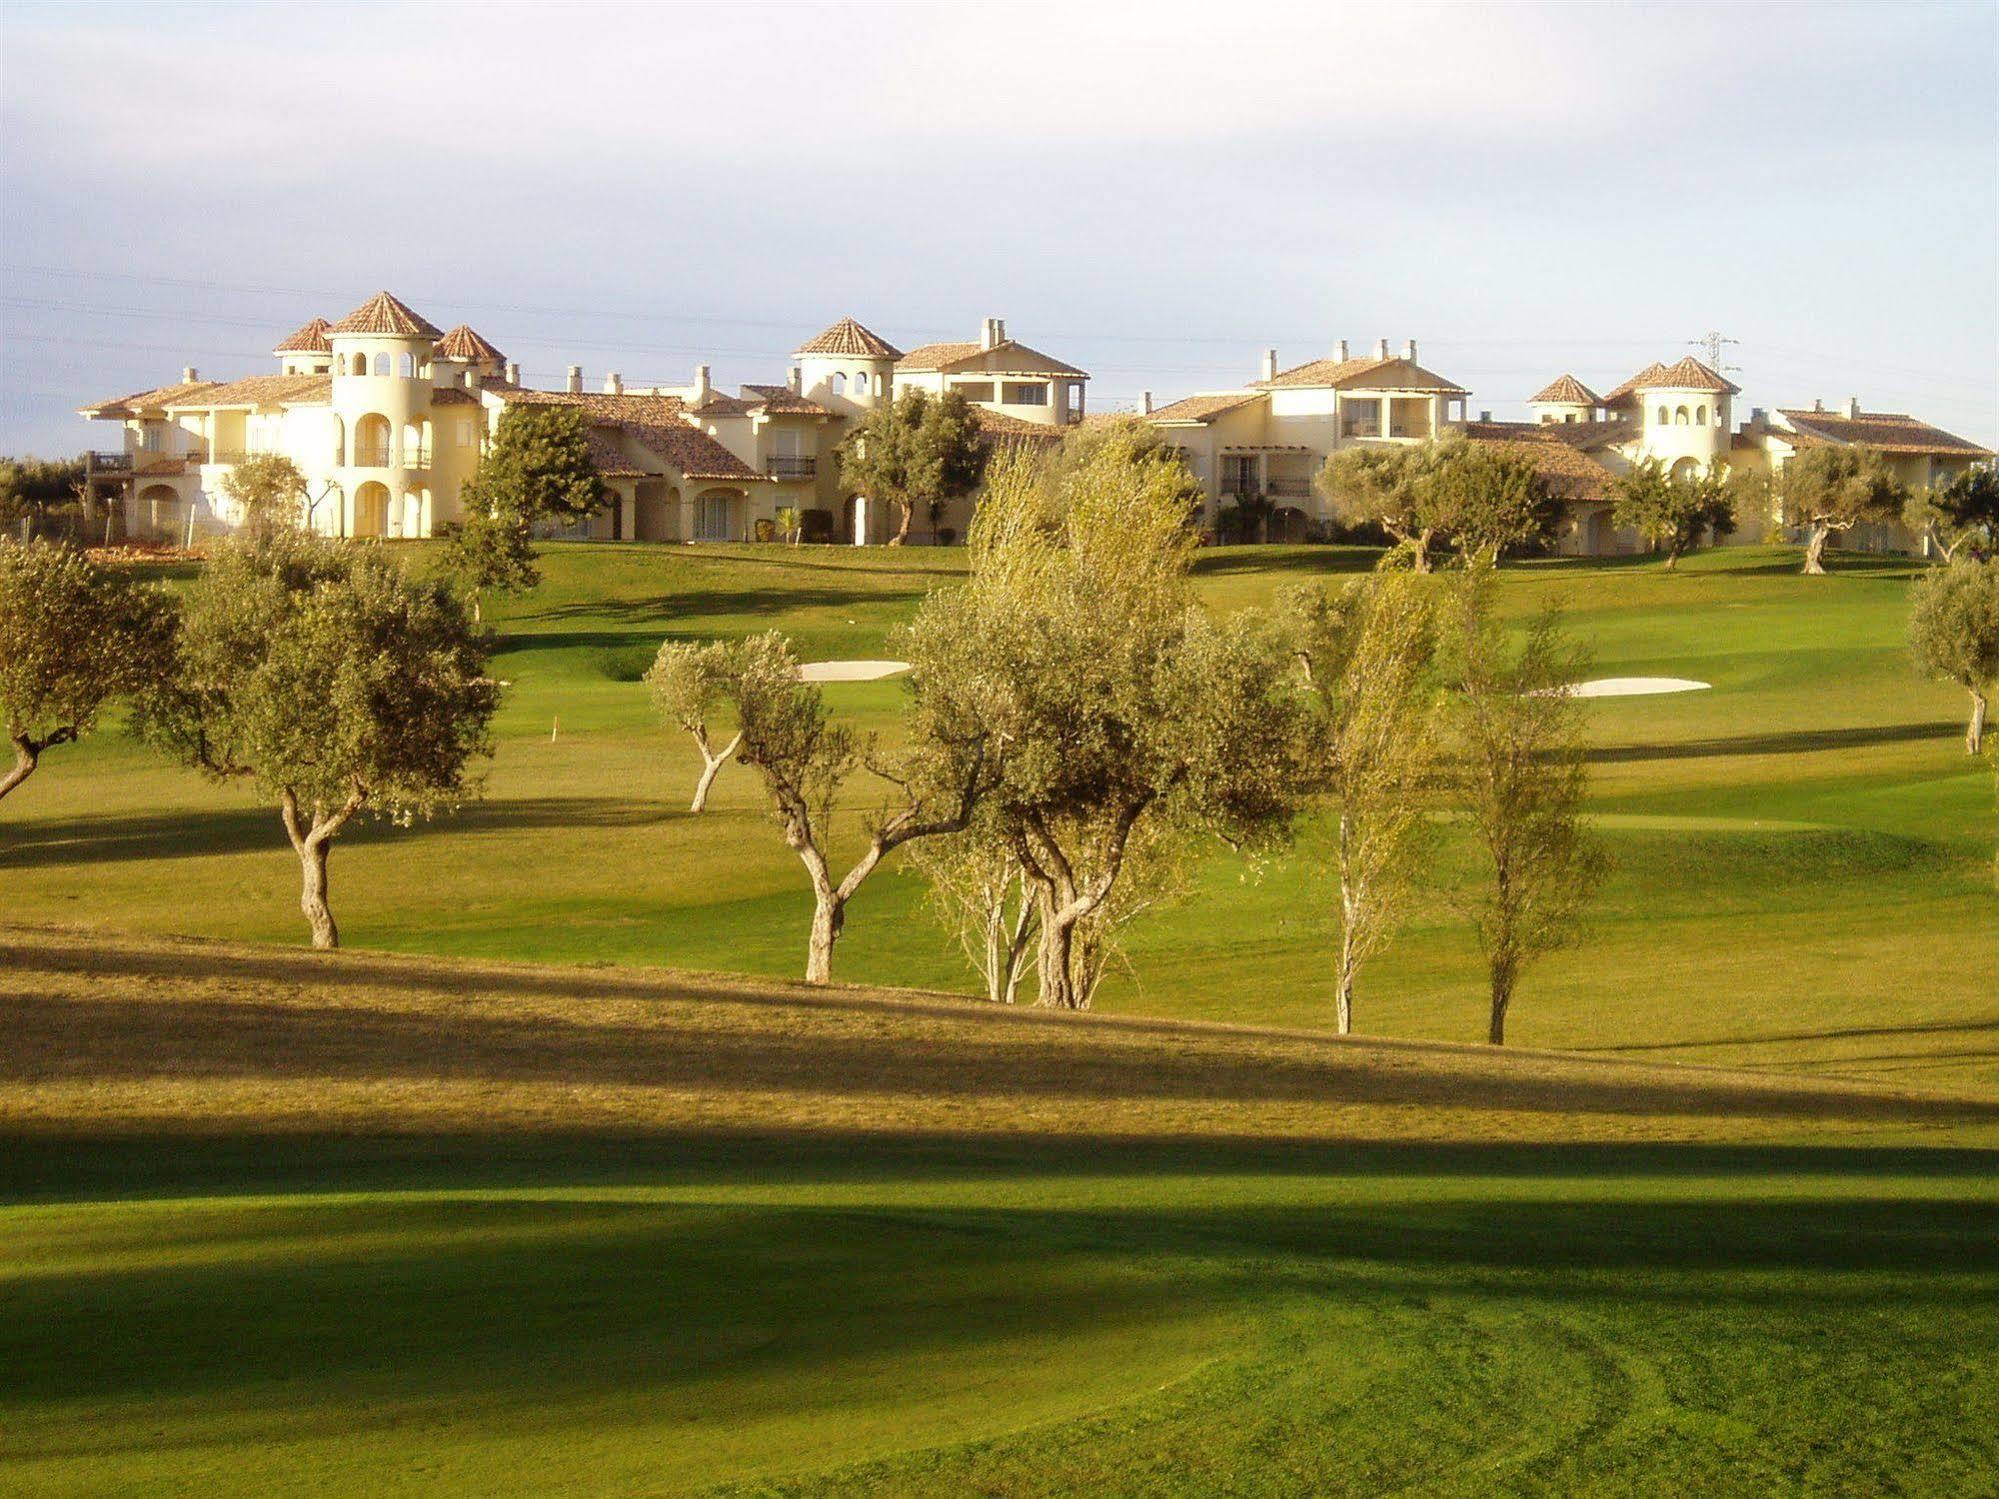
[5,922,1996,1149]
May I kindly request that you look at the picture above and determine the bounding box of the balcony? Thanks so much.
[1265,476,1313,500]
[764,455,817,480]
[1341,419,1382,439]
[85,451,132,473]
[353,447,392,469]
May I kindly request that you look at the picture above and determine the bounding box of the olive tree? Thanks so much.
[645,639,742,811]
[138,534,498,948]
[215,454,309,541]
[1288,570,1442,1034]
[440,506,538,625]
[1908,557,1999,755]
[1428,443,1559,563]
[908,809,1039,1004]
[1775,445,1907,575]
[1906,468,1998,563]
[1609,456,1739,568]
[912,434,1305,1009]
[1444,563,1607,1045]
[0,539,177,805]
[1316,441,1452,571]
[838,389,984,547]
[700,631,988,984]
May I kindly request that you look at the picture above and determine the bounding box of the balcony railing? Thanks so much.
[764,455,817,479]
[353,447,392,468]
[85,451,132,472]
[1341,419,1382,439]
[1264,476,1313,499]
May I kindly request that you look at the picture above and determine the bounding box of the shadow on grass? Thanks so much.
[524,583,928,629]
[1588,719,1962,763]
[0,797,668,869]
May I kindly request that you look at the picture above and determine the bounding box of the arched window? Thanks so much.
[1695,404,1707,425]
[331,414,345,466]
[354,413,393,467]
[350,354,367,377]
[399,353,415,377]
[832,372,848,395]
[1675,406,1690,425]
[373,353,391,376]
[1656,405,1669,425]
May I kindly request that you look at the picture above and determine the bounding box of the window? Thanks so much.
[953,381,996,403]
[350,354,366,376]
[1221,454,1258,498]
[1656,405,1669,425]
[456,420,475,448]
[1003,382,1048,405]
[374,353,391,376]
[399,353,415,377]
[1675,406,1690,426]
[141,425,162,452]
[832,372,847,395]
[1540,413,1555,424]
[1695,405,1707,425]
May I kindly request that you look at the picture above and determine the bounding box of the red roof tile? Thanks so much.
[793,317,902,360]
[1529,373,1600,406]
[1773,409,1993,459]
[433,324,504,362]
[272,317,332,354]
[329,291,443,339]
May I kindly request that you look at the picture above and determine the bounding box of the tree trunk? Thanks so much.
[1037,912,1081,1009]
[689,733,740,813]
[1412,531,1433,574]
[888,500,913,547]
[1970,690,1989,757]
[1663,543,1681,571]
[1487,957,1516,1045]
[471,592,484,625]
[804,888,841,985]
[1802,525,1831,575]
[297,838,338,950]
[1334,963,1355,1037]
[0,739,38,804]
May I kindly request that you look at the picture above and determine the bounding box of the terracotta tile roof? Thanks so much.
[488,388,763,480]
[1255,355,1468,394]
[793,317,902,360]
[163,374,331,409]
[897,339,1087,378]
[972,409,1068,447]
[433,324,504,362]
[1145,391,1265,424]
[1530,373,1600,406]
[684,389,761,417]
[1543,418,1642,454]
[1773,409,1994,459]
[429,386,481,406]
[583,427,647,478]
[742,384,839,416]
[329,290,443,339]
[80,379,219,418]
[1464,420,1617,503]
[272,317,332,354]
[1602,356,1739,403]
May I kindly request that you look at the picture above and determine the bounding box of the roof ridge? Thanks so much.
[329,290,443,339]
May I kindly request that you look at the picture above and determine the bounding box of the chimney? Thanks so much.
[1261,348,1278,382]
[1332,339,1348,363]
[788,365,802,395]
[182,366,199,384]
[603,371,623,395]
[1842,395,1860,419]
[1749,406,1766,428]
[1812,397,1824,412]
[693,364,712,401]
[1373,338,1389,360]
[1403,338,1418,362]
[566,364,583,394]
[1139,390,1153,415]
[1479,409,1492,423]
[504,360,520,385]
[979,317,1000,351]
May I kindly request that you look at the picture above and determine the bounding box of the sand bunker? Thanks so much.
[1554,677,1711,699]
[797,660,911,683]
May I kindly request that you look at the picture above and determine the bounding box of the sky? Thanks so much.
[2,0,1995,455]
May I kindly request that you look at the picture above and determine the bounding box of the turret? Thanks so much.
[1528,373,1601,426]
[792,316,902,414]
[326,291,444,538]
[272,317,333,377]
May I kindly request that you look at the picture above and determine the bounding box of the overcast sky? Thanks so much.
[3,0,1994,454]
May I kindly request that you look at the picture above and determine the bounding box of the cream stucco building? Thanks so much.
[80,298,1087,547]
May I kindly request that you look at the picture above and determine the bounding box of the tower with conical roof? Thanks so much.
[1602,355,1739,475]
[792,317,902,416]
[272,317,333,376]
[431,324,507,389]
[1528,373,1600,425]
[326,291,445,538]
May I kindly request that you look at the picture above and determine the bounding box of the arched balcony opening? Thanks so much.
[352,481,391,539]
[1675,406,1691,425]
[373,353,391,377]
[353,413,393,468]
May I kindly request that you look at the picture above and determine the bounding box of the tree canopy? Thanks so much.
[1317,437,1555,568]
[1906,467,1998,563]
[0,539,177,804]
[138,533,498,947]
[215,454,309,543]
[1908,557,1999,756]
[1609,456,1740,567]
[838,389,985,546]
[463,404,606,527]
[1774,445,1907,574]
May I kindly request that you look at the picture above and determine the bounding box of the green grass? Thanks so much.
[2,541,1990,1088]
[2,929,1995,1496]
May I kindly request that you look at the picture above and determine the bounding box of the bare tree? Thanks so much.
[1289,571,1443,1034]
[645,640,743,811]
[1444,562,1607,1045]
